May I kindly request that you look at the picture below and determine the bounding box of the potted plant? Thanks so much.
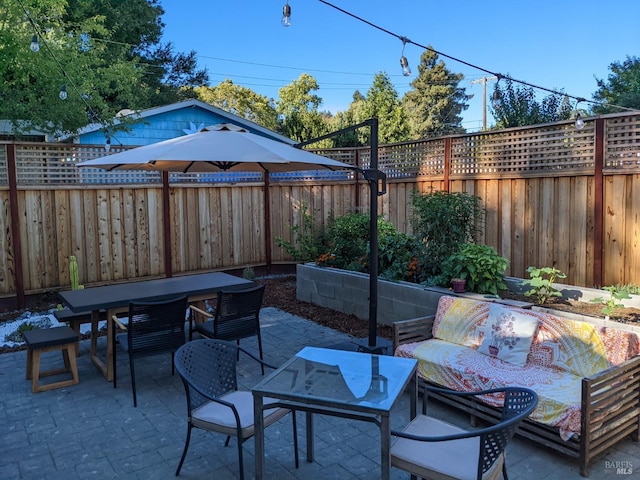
[440,243,508,295]
[451,278,466,293]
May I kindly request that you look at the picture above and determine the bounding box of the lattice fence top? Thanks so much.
[605,115,640,170]
[1,113,639,187]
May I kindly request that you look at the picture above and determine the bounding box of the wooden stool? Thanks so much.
[23,326,80,393]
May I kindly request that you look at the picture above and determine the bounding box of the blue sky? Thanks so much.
[161,1,639,132]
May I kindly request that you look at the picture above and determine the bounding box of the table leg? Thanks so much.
[305,411,314,463]
[89,310,108,379]
[380,414,391,480]
[106,308,114,382]
[254,394,265,480]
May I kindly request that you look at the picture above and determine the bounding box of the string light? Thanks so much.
[59,85,68,100]
[30,34,40,52]
[575,98,586,130]
[282,1,291,27]
[399,37,411,77]
[315,0,638,115]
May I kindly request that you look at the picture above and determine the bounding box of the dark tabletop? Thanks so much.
[57,272,253,312]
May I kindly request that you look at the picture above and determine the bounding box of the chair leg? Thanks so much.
[175,423,193,476]
[129,355,137,407]
[503,460,509,480]
[257,331,265,375]
[292,410,299,468]
[112,333,117,389]
[237,436,245,480]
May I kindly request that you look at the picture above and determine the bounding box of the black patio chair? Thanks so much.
[112,295,188,407]
[391,385,538,480]
[188,284,266,374]
[173,338,298,479]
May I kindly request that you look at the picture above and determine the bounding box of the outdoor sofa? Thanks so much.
[393,295,640,477]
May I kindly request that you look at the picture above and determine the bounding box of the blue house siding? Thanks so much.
[75,99,293,147]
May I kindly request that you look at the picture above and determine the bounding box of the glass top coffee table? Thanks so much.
[252,346,417,479]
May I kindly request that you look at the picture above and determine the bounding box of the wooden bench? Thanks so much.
[54,308,106,355]
[23,326,80,393]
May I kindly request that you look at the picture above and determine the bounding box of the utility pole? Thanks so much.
[471,76,498,130]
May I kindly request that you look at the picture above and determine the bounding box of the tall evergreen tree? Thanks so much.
[402,48,470,138]
[361,72,409,144]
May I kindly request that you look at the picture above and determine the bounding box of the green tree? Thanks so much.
[361,72,409,144]
[592,56,640,114]
[490,78,572,128]
[195,80,279,131]
[0,0,208,137]
[402,48,470,138]
[62,0,208,108]
[0,0,145,135]
[276,73,327,142]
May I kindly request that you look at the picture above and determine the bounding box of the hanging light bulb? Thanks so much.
[400,56,411,77]
[574,98,585,130]
[104,137,111,152]
[30,34,40,52]
[399,37,411,76]
[59,85,68,100]
[491,89,501,109]
[281,2,291,27]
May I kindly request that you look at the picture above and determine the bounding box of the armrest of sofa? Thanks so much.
[393,315,435,353]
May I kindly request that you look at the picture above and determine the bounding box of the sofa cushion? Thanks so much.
[432,296,490,348]
[395,339,583,440]
[478,303,539,366]
[529,312,611,377]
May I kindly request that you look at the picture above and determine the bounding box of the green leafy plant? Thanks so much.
[591,286,631,318]
[522,266,566,304]
[440,243,508,295]
[411,191,482,277]
[275,203,327,263]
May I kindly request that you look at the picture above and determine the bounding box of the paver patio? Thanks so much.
[1,307,638,479]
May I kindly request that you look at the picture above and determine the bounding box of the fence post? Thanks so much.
[7,144,25,308]
[593,119,605,287]
[264,174,272,274]
[162,171,173,278]
[444,137,451,192]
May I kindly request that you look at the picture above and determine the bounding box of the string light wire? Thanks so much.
[316,0,638,114]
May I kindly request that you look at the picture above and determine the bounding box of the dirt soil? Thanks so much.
[0,275,391,354]
[498,290,640,325]
[3,276,639,356]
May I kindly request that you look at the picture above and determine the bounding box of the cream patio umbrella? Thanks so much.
[77,123,352,173]
[77,123,387,352]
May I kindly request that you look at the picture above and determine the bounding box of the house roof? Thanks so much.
[73,99,295,145]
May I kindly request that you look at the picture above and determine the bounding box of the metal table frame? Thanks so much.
[58,272,253,381]
[253,346,417,479]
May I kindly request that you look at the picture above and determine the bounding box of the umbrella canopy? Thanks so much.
[76,123,354,174]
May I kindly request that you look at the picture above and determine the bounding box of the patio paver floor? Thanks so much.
[1,307,638,479]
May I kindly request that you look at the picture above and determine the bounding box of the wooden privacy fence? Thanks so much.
[1,112,639,307]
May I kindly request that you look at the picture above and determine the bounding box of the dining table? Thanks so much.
[57,272,253,381]
[252,346,418,479]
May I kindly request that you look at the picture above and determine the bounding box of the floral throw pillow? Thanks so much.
[478,304,540,366]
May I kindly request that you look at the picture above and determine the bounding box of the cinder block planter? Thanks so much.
[296,264,442,327]
[297,264,640,333]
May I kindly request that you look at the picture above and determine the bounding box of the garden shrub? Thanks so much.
[411,190,482,277]
[440,243,508,295]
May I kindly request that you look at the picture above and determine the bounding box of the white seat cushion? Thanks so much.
[391,414,502,480]
[192,391,288,438]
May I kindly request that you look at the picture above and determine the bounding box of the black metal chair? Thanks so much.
[391,386,538,480]
[188,284,266,374]
[112,295,188,407]
[173,339,298,479]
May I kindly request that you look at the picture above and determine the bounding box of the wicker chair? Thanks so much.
[391,386,538,480]
[188,284,265,374]
[173,338,298,479]
[112,296,188,407]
